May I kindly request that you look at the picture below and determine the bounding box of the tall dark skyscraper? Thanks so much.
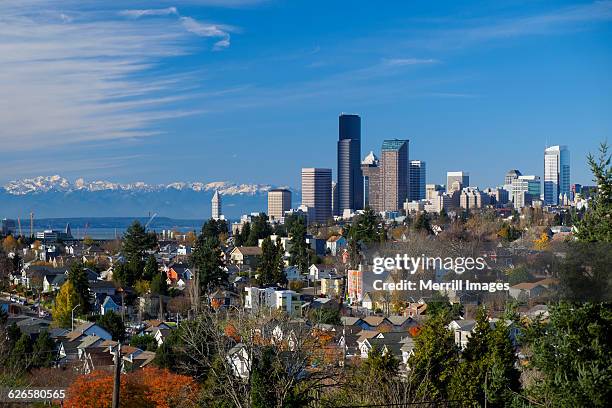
[337,113,363,213]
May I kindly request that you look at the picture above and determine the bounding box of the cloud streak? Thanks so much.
[0,2,235,152]
[120,7,234,50]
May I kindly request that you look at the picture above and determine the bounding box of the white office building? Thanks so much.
[544,145,570,206]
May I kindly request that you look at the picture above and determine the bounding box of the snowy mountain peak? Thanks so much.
[3,175,277,196]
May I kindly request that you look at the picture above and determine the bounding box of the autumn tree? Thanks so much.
[65,367,199,408]
[52,280,82,328]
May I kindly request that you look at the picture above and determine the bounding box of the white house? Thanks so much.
[308,264,336,281]
[227,343,250,379]
[448,319,476,350]
[244,287,302,316]
[325,235,347,256]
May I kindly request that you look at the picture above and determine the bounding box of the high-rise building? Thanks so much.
[426,184,445,200]
[544,145,570,205]
[505,169,522,186]
[409,160,426,201]
[337,113,363,212]
[381,139,409,212]
[331,181,338,216]
[268,189,292,221]
[361,151,382,211]
[446,171,469,193]
[211,190,221,220]
[301,168,332,224]
[512,175,541,208]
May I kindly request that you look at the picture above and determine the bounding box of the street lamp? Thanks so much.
[71,304,81,331]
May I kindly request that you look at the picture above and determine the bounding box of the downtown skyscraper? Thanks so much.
[409,160,426,201]
[301,168,332,224]
[337,113,363,213]
[544,145,570,205]
[381,139,409,212]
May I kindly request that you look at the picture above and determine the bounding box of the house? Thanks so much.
[68,322,113,342]
[43,273,67,293]
[284,266,303,282]
[228,343,250,379]
[400,336,416,366]
[166,263,194,283]
[448,319,476,349]
[362,316,393,332]
[90,281,117,296]
[359,332,406,359]
[320,275,343,297]
[308,264,336,281]
[508,282,546,300]
[210,289,240,309]
[230,247,263,267]
[100,295,123,315]
[152,328,172,347]
[244,287,302,316]
[326,235,347,256]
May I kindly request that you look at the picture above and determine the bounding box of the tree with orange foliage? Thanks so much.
[64,368,198,408]
[408,325,422,337]
[140,367,199,408]
[533,232,550,251]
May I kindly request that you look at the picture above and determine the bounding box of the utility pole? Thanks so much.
[112,343,121,408]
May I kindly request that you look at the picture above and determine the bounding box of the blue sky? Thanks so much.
[1,0,610,189]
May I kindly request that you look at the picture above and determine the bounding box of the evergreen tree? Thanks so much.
[246,213,272,246]
[32,331,57,368]
[574,142,612,242]
[522,302,611,407]
[413,211,432,234]
[349,207,384,244]
[190,235,227,293]
[288,216,309,274]
[449,307,519,406]
[201,219,228,240]
[10,333,33,370]
[407,314,458,402]
[122,221,157,278]
[235,222,250,247]
[150,272,168,296]
[67,261,90,312]
[142,255,159,281]
[273,236,287,285]
[257,237,286,286]
[97,311,126,341]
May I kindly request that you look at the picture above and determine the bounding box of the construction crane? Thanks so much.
[145,213,158,230]
[17,217,22,237]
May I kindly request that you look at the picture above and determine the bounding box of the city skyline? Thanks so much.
[0,1,609,188]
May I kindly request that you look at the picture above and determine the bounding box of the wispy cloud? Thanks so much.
[179,16,234,50]
[401,0,612,50]
[119,7,235,50]
[0,2,236,152]
[119,7,178,18]
[382,58,438,67]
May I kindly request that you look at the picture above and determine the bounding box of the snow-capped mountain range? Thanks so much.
[3,175,274,196]
[0,175,296,219]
